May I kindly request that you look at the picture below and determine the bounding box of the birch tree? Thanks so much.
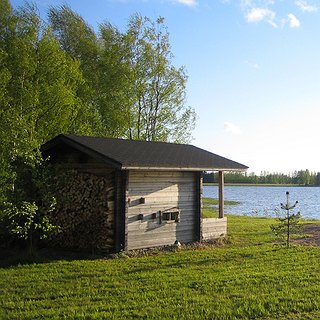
[125,15,196,143]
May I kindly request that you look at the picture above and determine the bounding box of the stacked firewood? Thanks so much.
[50,171,114,252]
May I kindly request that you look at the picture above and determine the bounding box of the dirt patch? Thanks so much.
[292,223,320,247]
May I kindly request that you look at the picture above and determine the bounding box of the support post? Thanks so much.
[114,170,128,252]
[218,171,224,218]
[195,172,203,242]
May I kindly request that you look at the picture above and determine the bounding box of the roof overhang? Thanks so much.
[42,134,249,172]
[122,166,248,171]
[42,134,122,169]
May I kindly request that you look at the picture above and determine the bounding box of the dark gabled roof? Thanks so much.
[41,134,248,171]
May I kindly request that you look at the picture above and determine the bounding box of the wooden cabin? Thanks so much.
[42,134,248,252]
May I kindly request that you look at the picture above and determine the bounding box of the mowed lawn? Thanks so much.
[0,212,319,319]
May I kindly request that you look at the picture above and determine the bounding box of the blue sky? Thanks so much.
[11,0,320,174]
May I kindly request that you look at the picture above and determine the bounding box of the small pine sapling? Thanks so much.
[271,191,302,247]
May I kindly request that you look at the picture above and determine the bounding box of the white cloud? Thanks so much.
[246,7,274,22]
[238,0,316,29]
[295,0,318,12]
[175,0,198,6]
[224,122,242,135]
[245,7,277,27]
[288,13,301,27]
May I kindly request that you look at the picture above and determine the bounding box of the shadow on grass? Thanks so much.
[0,247,108,268]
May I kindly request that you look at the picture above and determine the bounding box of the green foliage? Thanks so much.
[270,192,302,248]
[0,1,196,204]
[3,200,57,250]
[96,21,134,137]
[271,211,302,248]
[2,199,58,255]
[48,8,196,142]
[48,5,106,136]
[125,14,196,142]
[0,207,11,247]
[4,201,38,240]
[0,157,60,251]
[0,1,85,201]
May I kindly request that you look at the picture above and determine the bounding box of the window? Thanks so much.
[162,211,180,223]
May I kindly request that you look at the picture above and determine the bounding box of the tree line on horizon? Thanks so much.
[203,169,320,186]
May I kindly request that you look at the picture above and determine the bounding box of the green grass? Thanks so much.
[0,211,319,319]
[202,197,240,218]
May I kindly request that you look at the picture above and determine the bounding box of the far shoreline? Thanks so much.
[203,183,319,187]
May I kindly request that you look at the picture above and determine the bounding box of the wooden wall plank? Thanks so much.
[127,170,197,250]
[128,221,195,232]
[202,217,227,240]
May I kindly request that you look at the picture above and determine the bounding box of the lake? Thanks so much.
[203,185,320,220]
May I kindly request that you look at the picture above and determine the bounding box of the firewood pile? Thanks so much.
[50,171,115,252]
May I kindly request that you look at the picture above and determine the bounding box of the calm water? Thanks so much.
[203,185,320,220]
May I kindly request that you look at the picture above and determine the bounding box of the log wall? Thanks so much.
[126,170,198,250]
[50,169,115,252]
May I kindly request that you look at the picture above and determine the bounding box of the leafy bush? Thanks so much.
[3,200,58,253]
[1,157,60,252]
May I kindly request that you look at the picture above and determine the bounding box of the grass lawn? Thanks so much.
[202,197,240,218]
[0,203,319,319]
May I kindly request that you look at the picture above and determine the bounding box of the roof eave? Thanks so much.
[42,134,123,170]
[122,166,248,171]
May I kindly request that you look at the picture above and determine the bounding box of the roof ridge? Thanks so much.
[64,133,194,147]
